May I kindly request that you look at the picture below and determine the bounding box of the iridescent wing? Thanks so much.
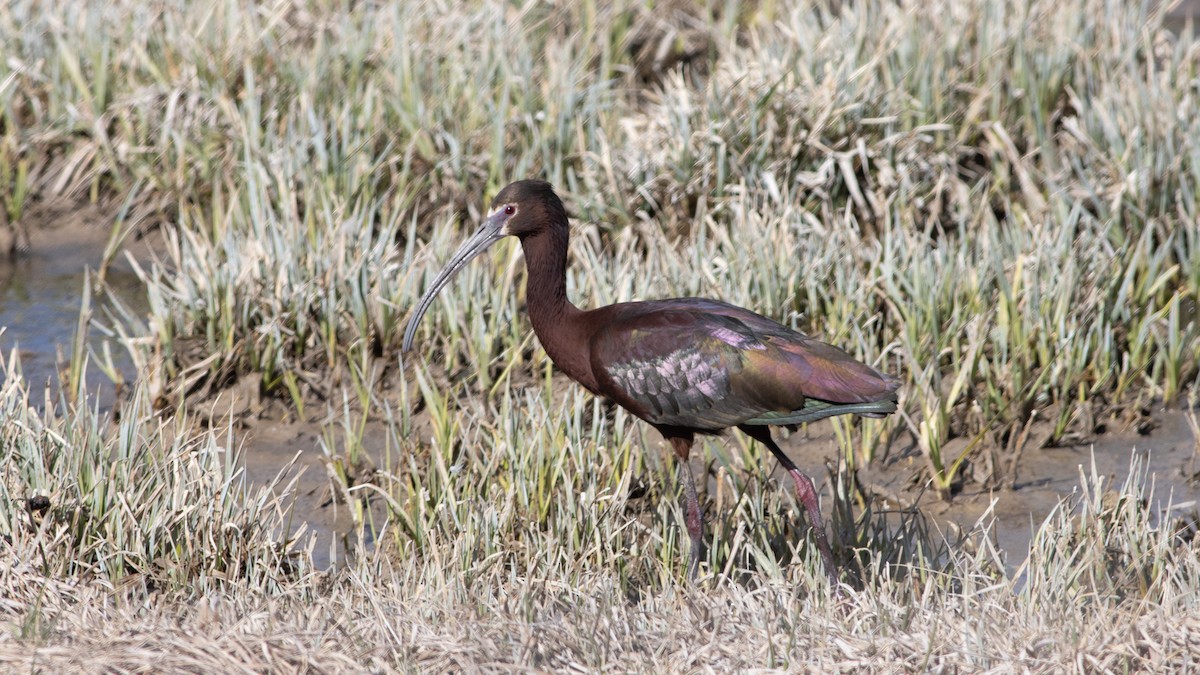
[589,301,898,430]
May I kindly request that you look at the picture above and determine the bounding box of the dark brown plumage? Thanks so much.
[403,180,900,582]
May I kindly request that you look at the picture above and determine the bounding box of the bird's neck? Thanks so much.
[519,228,596,391]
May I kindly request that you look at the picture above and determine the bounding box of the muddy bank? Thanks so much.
[810,407,1198,571]
[233,400,1197,573]
[234,416,393,569]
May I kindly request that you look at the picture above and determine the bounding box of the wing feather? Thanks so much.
[588,301,899,430]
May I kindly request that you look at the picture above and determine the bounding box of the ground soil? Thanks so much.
[230,397,1199,573]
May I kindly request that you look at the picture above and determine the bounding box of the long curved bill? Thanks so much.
[401,212,508,352]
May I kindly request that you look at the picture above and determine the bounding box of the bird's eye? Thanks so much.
[504,205,516,216]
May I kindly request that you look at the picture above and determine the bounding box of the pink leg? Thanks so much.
[680,459,703,580]
[786,467,837,584]
[740,425,839,584]
[669,434,703,580]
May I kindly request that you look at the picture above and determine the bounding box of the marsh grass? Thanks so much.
[5,0,1198,475]
[2,361,1196,671]
[3,0,1200,669]
[0,353,305,593]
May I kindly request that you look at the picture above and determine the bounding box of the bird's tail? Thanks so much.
[743,398,897,426]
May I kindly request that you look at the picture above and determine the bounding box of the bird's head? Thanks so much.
[488,179,567,239]
[401,179,566,352]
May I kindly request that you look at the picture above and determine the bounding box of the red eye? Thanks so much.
[504,205,516,215]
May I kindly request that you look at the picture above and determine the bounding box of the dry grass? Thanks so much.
[5,570,1200,673]
[1,379,1196,672]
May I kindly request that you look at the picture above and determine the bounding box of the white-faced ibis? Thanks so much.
[403,180,900,583]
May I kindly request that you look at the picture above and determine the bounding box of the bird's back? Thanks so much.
[585,299,899,431]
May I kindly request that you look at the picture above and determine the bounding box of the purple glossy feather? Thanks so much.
[589,300,898,431]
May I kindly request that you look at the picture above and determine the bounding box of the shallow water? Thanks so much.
[0,231,146,410]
